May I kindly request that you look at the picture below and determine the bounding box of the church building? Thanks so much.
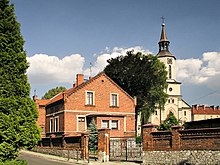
[149,21,191,125]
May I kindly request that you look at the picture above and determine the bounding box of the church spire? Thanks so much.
[157,17,175,59]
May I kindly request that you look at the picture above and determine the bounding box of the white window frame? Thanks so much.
[111,120,119,130]
[110,93,119,107]
[54,116,59,132]
[101,120,109,129]
[85,91,95,105]
[76,115,87,131]
[101,120,120,130]
[49,118,53,133]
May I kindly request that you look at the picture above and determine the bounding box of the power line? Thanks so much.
[190,88,220,104]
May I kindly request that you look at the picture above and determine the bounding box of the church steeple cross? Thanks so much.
[161,16,165,25]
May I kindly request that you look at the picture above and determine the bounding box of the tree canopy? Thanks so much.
[0,0,40,161]
[158,112,179,130]
[42,86,67,99]
[104,51,168,123]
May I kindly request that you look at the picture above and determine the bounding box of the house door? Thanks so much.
[78,116,86,131]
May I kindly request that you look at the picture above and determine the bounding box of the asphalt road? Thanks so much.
[18,151,76,165]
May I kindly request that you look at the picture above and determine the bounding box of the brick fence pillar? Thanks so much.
[142,124,158,151]
[98,128,110,162]
[171,125,182,150]
[81,133,89,160]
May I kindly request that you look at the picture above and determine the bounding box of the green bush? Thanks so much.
[0,160,27,165]
[136,136,142,144]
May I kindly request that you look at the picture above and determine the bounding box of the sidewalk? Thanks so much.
[20,150,141,165]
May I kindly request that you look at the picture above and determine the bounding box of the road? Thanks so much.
[18,150,81,165]
[18,150,140,165]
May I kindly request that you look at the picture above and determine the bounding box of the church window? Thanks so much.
[184,111,186,116]
[169,65,172,79]
[168,99,170,103]
[155,110,158,115]
[172,99,174,103]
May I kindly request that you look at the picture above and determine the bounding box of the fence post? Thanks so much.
[62,134,66,148]
[142,124,158,151]
[98,128,110,162]
[171,125,182,150]
[81,133,89,160]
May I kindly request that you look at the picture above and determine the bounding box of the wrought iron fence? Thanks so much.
[109,138,142,162]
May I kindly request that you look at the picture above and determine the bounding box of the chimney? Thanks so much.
[76,74,84,87]
[193,104,198,110]
[33,95,37,102]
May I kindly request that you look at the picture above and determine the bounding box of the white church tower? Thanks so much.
[149,19,191,125]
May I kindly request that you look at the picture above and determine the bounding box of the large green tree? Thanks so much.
[42,86,67,99]
[158,112,179,130]
[0,0,40,161]
[104,51,168,124]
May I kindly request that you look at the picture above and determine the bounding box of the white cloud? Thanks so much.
[176,52,220,88]
[83,46,152,76]
[27,54,85,84]
[27,47,151,85]
[27,49,220,91]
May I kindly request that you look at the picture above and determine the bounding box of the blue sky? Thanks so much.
[11,0,220,106]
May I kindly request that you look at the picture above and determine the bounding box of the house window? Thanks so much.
[172,99,174,103]
[54,117,59,132]
[168,99,170,103]
[169,65,172,79]
[155,110,158,115]
[86,91,94,105]
[184,111,186,116]
[111,93,118,107]
[111,120,119,130]
[101,120,109,128]
[50,118,53,132]
[78,117,85,122]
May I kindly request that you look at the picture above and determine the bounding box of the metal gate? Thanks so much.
[109,138,142,162]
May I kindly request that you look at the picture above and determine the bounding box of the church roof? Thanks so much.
[159,23,169,43]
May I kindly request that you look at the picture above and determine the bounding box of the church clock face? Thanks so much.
[167,58,173,64]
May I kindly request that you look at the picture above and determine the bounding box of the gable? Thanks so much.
[66,72,134,101]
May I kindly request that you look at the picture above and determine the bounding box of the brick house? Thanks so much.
[45,72,136,138]
[33,95,50,137]
[192,104,220,121]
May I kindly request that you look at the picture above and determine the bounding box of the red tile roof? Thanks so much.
[192,105,220,115]
[37,99,50,106]
[46,72,134,106]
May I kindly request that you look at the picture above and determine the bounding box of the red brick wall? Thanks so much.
[142,125,220,151]
[64,74,135,136]
[37,106,46,128]
[45,74,135,138]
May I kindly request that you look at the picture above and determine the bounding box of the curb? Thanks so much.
[20,150,88,164]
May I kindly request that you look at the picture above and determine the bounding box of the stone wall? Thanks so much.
[143,150,220,165]
[142,124,220,164]
[32,147,82,160]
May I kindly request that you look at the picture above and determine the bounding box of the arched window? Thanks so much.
[169,65,172,79]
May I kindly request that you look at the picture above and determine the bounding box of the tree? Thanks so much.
[88,118,98,151]
[42,86,67,99]
[158,112,179,130]
[104,51,168,124]
[0,0,40,161]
